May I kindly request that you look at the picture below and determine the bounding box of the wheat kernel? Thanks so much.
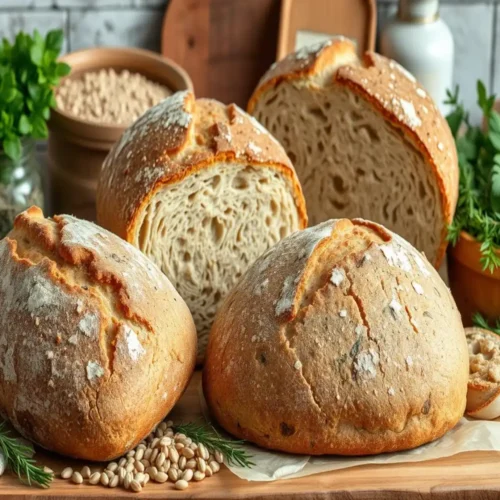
[155,471,168,483]
[209,461,220,473]
[130,480,142,492]
[71,472,83,484]
[80,466,91,479]
[175,479,189,490]
[61,467,73,479]
[193,471,205,482]
[89,472,101,485]
[167,468,179,482]
[182,469,193,482]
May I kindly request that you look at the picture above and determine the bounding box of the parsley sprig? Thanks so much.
[0,421,52,488]
[0,29,70,162]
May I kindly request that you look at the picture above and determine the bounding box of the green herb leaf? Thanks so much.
[55,62,70,78]
[29,30,44,66]
[472,312,500,335]
[45,30,63,53]
[0,29,69,158]
[491,164,500,213]
[3,136,21,161]
[0,421,52,488]
[18,114,31,134]
[174,422,255,468]
[30,115,47,138]
[446,82,500,271]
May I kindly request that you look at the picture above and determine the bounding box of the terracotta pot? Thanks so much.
[48,47,193,221]
[448,231,500,325]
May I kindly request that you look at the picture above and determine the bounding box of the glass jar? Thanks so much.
[0,140,44,239]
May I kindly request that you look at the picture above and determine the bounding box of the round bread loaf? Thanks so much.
[97,90,307,359]
[204,218,468,455]
[248,38,458,267]
[466,327,500,420]
[0,207,196,461]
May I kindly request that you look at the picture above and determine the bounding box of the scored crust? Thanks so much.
[97,91,307,358]
[97,91,307,241]
[204,218,468,455]
[248,39,458,268]
[0,207,196,460]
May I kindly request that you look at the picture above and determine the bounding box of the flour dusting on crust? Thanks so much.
[274,221,334,317]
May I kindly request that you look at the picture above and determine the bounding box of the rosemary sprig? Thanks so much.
[446,82,500,272]
[0,421,52,488]
[174,422,255,468]
[472,311,500,336]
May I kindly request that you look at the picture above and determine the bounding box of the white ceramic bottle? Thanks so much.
[380,0,454,115]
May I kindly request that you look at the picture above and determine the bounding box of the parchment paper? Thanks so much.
[199,384,500,482]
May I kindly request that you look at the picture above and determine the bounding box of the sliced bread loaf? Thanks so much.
[248,38,458,267]
[97,91,307,357]
[466,327,500,420]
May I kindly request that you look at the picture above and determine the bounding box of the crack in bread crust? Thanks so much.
[204,219,468,455]
[0,208,197,461]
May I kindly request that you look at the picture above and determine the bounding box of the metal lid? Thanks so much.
[398,0,439,23]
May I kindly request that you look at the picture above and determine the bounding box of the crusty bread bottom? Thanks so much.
[253,84,443,264]
[133,162,300,355]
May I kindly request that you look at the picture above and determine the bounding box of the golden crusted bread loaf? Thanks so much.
[204,218,468,455]
[97,90,307,359]
[466,327,500,420]
[0,207,196,460]
[248,38,458,267]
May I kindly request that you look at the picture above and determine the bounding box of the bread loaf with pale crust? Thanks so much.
[97,91,307,358]
[248,38,458,267]
[204,218,468,455]
[0,207,196,460]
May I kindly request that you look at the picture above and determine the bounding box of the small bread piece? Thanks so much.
[97,91,307,357]
[0,207,196,460]
[204,218,468,455]
[466,327,500,420]
[248,38,458,267]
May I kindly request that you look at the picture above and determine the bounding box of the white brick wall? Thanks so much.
[68,8,163,51]
[0,0,497,123]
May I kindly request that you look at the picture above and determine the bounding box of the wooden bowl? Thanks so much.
[448,231,500,325]
[48,47,193,221]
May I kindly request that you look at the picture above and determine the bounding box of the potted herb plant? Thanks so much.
[0,29,69,238]
[446,81,500,325]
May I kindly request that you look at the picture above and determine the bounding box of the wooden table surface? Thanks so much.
[1,371,500,499]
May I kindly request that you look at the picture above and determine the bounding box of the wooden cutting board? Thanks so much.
[2,371,500,499]
[161,0,281,107]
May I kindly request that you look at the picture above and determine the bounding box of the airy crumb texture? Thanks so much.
[0,207,196,461]
[467,328,500,384]
[97,91,307,358]
[248,38,458,268]
[204,218,468,455]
